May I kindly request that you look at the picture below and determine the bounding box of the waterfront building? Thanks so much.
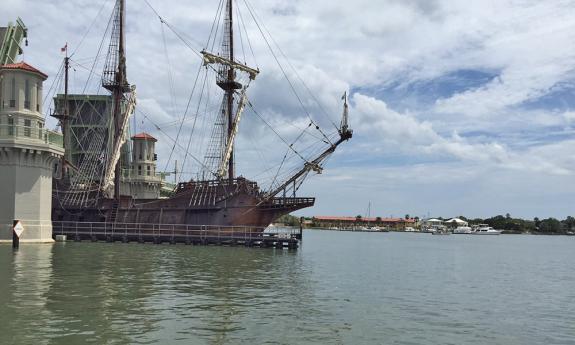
[312,216,417,230]
[0,62,64,242]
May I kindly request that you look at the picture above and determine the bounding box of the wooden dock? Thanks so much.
[52,221,300,249]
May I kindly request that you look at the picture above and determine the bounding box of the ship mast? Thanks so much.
[200,0,258,181]
[114,0,126,201]
[62,54,69,177]
[102,0,130,201]
[224,0,235,183]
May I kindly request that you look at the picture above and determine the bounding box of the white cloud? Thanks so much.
[352,93,573,176]
[5,0,575,217]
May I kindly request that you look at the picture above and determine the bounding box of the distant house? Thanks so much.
[444,218,468,227]
[312,216,417,230]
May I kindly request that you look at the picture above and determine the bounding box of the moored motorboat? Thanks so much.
[471,225,502,235]
[431,225,450,235]
[453,226,472,234]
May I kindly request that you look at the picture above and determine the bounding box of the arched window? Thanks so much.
[24,79,30,109]
[10,77,15,107]
[36,83,41,111]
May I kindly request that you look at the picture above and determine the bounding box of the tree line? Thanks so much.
[451,214,575,234]
[276,213,575,234]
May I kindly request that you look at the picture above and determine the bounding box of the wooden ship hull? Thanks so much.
[52,178,314,231]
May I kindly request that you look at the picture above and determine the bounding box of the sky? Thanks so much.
[2,0,575,220]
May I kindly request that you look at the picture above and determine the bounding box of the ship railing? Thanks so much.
[0,124,63,147]
[176,177,258,191]
[271,197,315,206]
[51,221,286,242]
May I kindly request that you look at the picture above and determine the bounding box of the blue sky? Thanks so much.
[2,0,575,219]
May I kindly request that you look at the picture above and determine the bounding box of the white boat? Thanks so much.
[453,226,472,234]
[431,225,450,235]
[471,225,502,235]
[358,226,380,232]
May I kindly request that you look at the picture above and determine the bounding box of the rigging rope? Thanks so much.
[161,36,206,174]
[42,61,64,121]
[242,0,334,145]
[206,0,226,52]
[182,67,210,180]
[245,99,307,162]
[236,0,258,68]
[135,107,218,177]
[243,0,339,132]
[234,0,247,64]
[161,23,180,138]
[71,0,112,57]
[143,0,205,60]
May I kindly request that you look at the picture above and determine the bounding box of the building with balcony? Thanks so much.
[0,61,64,242]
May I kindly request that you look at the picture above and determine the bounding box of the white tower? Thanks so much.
[0,62,64,243]
[127,132,161,199]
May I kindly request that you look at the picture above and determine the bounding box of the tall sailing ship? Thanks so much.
[51,0,352,230]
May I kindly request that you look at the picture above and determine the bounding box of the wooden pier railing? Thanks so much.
[51,221,299,248]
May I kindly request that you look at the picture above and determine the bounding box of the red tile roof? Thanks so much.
[0,62,48,79]
[131,132,157,142]
[313,216,415,223]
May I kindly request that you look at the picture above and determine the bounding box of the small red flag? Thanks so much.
[61,43,67,53]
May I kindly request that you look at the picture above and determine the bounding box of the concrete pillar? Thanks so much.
[0,147,63,243]
[0,62,64,243]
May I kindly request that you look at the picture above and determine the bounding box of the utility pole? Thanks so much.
[61,54,69,177]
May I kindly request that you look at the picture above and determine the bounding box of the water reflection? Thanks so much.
[2,232,573,344]
[1,242,309,344]
[0,245,54,345]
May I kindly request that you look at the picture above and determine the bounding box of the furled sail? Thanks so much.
[101,86,136,194]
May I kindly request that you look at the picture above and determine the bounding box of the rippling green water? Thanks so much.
[1,230,574,344]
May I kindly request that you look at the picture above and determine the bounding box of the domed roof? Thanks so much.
[131,132,157,142]
[0,61,48,79]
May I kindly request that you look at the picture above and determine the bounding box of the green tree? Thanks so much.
[538,218,562,233]
[534,217,541,230]
[563,216,575,232]
[485,215,506,230]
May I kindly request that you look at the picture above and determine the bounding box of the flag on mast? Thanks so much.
[61,43,67,53]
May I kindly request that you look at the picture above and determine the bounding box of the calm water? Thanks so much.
[1,230,574,345]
